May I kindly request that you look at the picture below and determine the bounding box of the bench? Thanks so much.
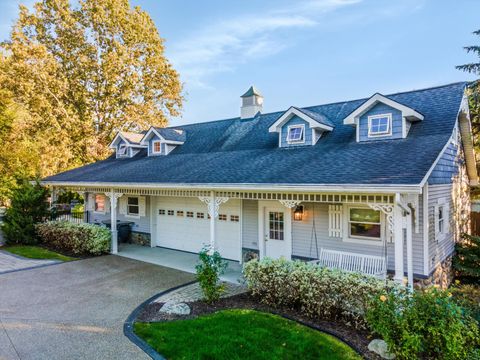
[309,248,387,278]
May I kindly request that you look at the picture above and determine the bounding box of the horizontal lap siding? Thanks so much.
[242,200,258,249]
[280,116,312,147]
[408,193,425,275]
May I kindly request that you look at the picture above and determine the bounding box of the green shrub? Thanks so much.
[35,221,111,255]
[1,180,49,245]
[366,288,479,360]
[453,233,480,282]
[72,203,84,219]
[195,247,228,303]
[451,283,480,323]
[243,258,396,329]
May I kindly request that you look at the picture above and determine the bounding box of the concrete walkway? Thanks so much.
[117,244,244,284]
[0,255,195,360]
[0,250,59,274]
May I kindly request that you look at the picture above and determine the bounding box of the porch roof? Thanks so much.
[44,82,467,187]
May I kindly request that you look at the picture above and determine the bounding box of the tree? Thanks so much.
[453,233,480,282]
[456,30,480,146]
[0,0,182,173]
[1,180,49,245]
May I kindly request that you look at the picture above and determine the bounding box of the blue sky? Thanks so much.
[1,0,479,126]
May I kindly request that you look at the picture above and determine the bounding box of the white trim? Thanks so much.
[151,140,162,155]
[125,195,141,218]
[109,132,147,149]
[286,124,305,144]
[342,205,384,246]
[41,181,423,194]
[258,200,292,260]
[239,199,243,264]
[343,93,424,125]
[367,113,392,137]
[422,183,429,275]
[418,136,455,188]
[268,106,334,133]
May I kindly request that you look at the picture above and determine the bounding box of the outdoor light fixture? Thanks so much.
[294,205,304,221]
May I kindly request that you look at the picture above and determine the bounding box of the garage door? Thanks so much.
[156,197,241,261]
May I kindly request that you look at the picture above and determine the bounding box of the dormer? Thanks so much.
[269,106,334,148]
[140,127,186,156]
[343,93,424,142]
[109,132,147,158]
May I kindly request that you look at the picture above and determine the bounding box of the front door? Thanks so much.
[263,205,291,259]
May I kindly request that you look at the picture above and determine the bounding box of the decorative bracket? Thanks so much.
[368,203,394,234]
[198,196,229,218]
[105,191,123,210]
[279,200,302,209]
[404,194,419,233]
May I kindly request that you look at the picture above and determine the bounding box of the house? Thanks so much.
[42,82,477,288]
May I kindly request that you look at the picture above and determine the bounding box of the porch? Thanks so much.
[117,243,243,284]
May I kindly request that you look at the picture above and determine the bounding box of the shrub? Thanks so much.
[195,247,228,303]
[1,180,49,244]
[72,203,84,219]
[451,283,480,323]
[243,258,395,329]
[453,233,480,282]
[35,221,110,255]
[366,288,479,360]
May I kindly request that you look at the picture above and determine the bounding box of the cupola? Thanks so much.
[240,86,263,119]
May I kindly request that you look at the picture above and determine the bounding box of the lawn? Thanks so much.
[2,245,76,262]
[134,309,361,360]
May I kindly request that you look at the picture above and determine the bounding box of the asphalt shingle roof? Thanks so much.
[153,127,187,142]
[44,82,467,186]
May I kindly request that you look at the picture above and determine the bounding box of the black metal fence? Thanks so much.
[50,208,89,224]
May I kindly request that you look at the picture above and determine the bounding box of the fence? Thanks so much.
[50,209,89,224]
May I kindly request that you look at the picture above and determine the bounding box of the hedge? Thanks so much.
[35,221,111,255]
[243,258,397,329]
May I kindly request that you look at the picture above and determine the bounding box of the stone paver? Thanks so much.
[154,281,247,304]
[0,250,58,274]
[0,255,194,360]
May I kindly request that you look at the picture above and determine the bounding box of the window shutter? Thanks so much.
[119,197,127,215]
[328,205,342,237]
[87,193,95,211]
[139,196,146,217]
[434,205,440,241]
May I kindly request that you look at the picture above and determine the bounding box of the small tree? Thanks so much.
[195,247,228,303]
[453,233,480,282]
[1,180,49,245]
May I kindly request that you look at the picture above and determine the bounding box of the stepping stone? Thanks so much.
[368,339,395,359]
[159,301,190,315]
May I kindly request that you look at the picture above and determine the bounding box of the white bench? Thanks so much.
[309,248,387,279]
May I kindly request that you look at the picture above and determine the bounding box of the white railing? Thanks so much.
[310,248,387,279]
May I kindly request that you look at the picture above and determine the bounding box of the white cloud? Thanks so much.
[169,0,361,89]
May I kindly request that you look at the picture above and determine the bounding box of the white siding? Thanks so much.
[242,200,258,250]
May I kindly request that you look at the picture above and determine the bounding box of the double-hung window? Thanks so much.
[127,197,139,216]
[368,114,391,137]
[287,125,305,143]
[152,141,161,154]
[117,144,127,156]
[348,207,381,241]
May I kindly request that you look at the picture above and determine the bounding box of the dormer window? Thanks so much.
[152,140,161,154]
[368,114,391,137]
[117,144,127,156]
[287,125,305,143]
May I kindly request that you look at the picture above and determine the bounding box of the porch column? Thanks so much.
[406,211,414,289]
[106,189,123,254]
[393,197,405,284]
[198,192,229,254]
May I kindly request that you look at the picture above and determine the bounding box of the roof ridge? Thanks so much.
[161,81,468,129]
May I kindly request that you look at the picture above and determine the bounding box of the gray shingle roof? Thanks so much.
[153,127,186,142]
[44,82,467,186]
[292,107,335,128]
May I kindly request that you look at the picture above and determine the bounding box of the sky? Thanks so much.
[1,0,480,126]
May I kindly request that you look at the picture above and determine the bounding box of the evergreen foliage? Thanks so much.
[453,233,480,282]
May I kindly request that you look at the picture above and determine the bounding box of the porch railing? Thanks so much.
[50,208,89,224]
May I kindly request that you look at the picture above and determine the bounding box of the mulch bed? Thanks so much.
[137,292,381,360]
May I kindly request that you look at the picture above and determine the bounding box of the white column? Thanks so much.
[106,190,123,254]
[394,203,405,284]
[209,191,216,253]
[406,211,414,289]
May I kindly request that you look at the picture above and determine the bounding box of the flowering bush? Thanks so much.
[195,247,228,303]
[243,258,395,329]
[366,288,480,360]
[35,221,111,255]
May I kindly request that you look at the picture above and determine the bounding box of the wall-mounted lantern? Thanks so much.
[293,205,304,221]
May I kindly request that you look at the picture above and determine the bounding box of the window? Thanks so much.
[152,140,161,154]
[127,197,139,216]
[287,125,305,143]
[219,214,227,221]
[94,194,106,213]
[177,210,184,217]
[269,212,284,240]
[230,215,239,222]
[435,200,449,241]
[197,212,205,219]
[368,114,391,137]
[159,209,165,215]
[117,144,127,156]
[168,210,174,216]
[186,211,194,218]
[348,208,381,240]
[438,206,444,234]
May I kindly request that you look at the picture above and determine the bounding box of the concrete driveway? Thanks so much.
[0,255,195,360]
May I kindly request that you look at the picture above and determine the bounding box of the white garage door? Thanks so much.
[156,197,241,261]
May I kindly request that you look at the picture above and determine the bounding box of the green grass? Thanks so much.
[2,245,76,262]
[134,309,361,360]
